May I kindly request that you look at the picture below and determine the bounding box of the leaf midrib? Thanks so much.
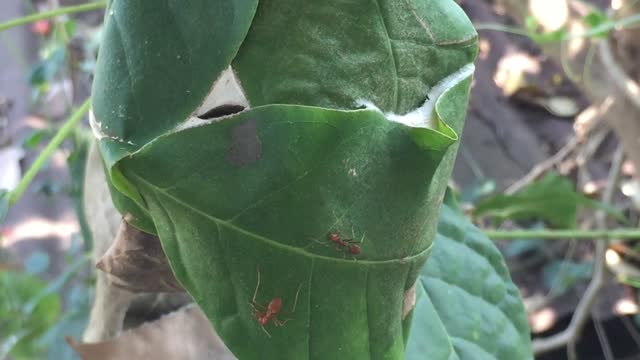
[131,173,431,265]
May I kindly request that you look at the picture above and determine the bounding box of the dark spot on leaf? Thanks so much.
[198,104,245,119]
[227,119,262,167]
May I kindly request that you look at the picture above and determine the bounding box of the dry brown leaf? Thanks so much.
[67,304,236,360]
[96,215,184,293]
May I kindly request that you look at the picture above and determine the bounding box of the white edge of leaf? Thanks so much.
[89,111,135,146]
[357,63,474,129]
[171,67,250,133]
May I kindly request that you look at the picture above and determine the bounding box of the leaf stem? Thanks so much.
[0,1,106,32]
[484,228,640,240]
[8,98,91,205]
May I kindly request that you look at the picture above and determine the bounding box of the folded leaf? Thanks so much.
[91,0,480,358]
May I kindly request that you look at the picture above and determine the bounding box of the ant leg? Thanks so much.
[360,232,366,244]
[260,324,272,338]
[273,317,292,327]
[309,237,330,248]
[291,283,303,312]
[250,301,266,313]
[252,268,262,304]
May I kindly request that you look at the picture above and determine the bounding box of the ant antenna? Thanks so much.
[253,268,261,303]
[292,282,304,312]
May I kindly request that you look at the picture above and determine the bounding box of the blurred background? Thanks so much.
[2,0,640,359]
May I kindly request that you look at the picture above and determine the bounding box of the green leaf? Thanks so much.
[22,129,50,149]
[22,254,89,317]
[0,190,8,224]
[28,46,66,87]
[116,101,469,359]
[460,178,496,204]
[91,0,259,145]
[92,0,480,358]
[582,10,609,29]
[407,198,532,359]
[232,0,477,113]
[0,271,61,359]
[67,131,94,250]
[474,173,625,228]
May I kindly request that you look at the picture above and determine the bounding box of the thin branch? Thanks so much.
[485,228,640,240]
[0,1,106,32]
[532,145,624,357]
[504,104,606,195]
[504,137,579,195]
[598,36,640,110]
[8,98,91,205]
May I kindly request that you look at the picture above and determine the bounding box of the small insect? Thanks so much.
[348,244,361,255]
[328,232,347,248]
[327,230,365,256]
[250,270,302,337]
[255,297,282,326]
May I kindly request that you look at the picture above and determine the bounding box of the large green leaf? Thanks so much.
[117,98,468,359]
[407,196,532,359]
[91,0,259,145]
[232,0,477,113]
[92,0,481,358]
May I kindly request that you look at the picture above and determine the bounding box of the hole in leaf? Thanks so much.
[198,104,245,120]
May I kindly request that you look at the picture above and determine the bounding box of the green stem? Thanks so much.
[0,1,106,32]
[474,23,531,37]
[8,98,91,205]
[475,13,640,44]
[485,228,640,240]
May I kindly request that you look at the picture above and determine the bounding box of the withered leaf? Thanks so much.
[67,304,235,360]
[96,215,184,293]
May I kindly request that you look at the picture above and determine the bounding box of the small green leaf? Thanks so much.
[0,271,61,359]
[0,190,9,224]
[28,47,66,87]
[474,173,625,228]
[580,10,612,39]
[582,10,609,29]
[524,16,538,33]
[22,129,49,149]
[460,178,496,204]
[67,133,93,250]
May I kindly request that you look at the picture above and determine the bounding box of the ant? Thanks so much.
[327,230,364,255]
[250,270,302,338]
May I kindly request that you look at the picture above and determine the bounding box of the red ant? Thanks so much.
[250,270,302,338]
[327,231,363,255]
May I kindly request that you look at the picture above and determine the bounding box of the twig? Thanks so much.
[598,33,640,110]
[0,1,106,32]
[504,104,604,195]
[592,316,615,360]
[485,228,640,240]
[532,145,625,357]
[504,137,579,195]
[8,98,91,205]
